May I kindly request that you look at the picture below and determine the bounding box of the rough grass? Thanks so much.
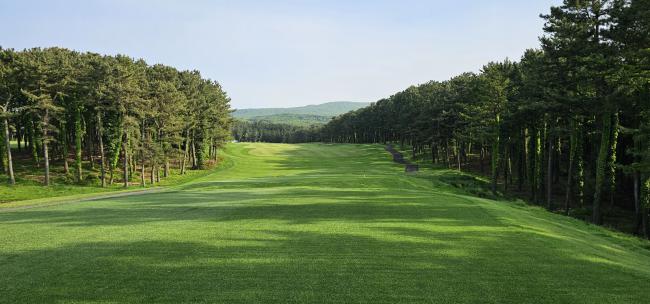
[1,143,650,303]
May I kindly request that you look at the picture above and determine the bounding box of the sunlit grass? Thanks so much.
[1,143,649,303]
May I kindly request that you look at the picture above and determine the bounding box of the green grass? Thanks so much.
[1,143,650,303]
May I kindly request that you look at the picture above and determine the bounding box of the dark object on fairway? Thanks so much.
[405,164,419,172]
[385,145,419,173]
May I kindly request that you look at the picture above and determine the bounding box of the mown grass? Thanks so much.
[1,143,650,303]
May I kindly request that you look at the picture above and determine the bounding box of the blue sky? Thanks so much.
[0,0,560,109]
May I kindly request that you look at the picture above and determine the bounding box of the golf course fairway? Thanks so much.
[1,143,649,303]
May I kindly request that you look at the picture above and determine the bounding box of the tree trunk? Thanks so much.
[642,177,650,239]
[576,123,585,207]
[16,127,21,152]
[480,144,485,173]
[150,163,155,185]
[60,122,69,175]
[518,135,526,192]
[3,117,15,185]
[547,134,553,210]
[565,145,574,215]
[74,107,83,183]
[456,140,461,171]
[0,130,4,173]
[445,138,450,169]
[607,112,619,210]
[97,112,106,187]
[191,131,198,169]
[565,120,578,215]
[534,128,542,204]
[491,114,501,194]
[122,132,129,188]
[593,112,613,225]
[181,129,189,174]
[633,172,641,235]
[42,110,50,186]
[431,141,436,164]
[29,120,39,167]
[141,120,146,187]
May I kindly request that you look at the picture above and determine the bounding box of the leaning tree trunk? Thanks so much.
[3,117,15,185]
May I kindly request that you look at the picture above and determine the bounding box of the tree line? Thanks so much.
[0,47,232,188]
[322,0,650,237]
[232,120,321,143]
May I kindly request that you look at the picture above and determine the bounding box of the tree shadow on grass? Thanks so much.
[3,144,650,302]
[1,228,649,304]
[0,188,503,228]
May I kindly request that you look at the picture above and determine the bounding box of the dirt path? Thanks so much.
[385,144,419,172]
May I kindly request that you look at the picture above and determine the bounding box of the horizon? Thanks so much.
[1,1,560,109]
[234,100,368,110]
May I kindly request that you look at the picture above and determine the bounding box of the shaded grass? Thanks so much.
[1,143,650,303]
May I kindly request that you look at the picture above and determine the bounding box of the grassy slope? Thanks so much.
[1,143,649,303]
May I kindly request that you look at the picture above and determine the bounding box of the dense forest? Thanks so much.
[322,0,650,237]
[232,120,321,143]
[0,47,232,188]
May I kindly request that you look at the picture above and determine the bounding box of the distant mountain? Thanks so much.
[233,101,370,119]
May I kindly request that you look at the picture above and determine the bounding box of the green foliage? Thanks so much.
[323,0,650,233]
[0,47,232,188]
[246,113,331,126]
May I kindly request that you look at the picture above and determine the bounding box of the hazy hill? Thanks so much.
[233,101,370,119]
